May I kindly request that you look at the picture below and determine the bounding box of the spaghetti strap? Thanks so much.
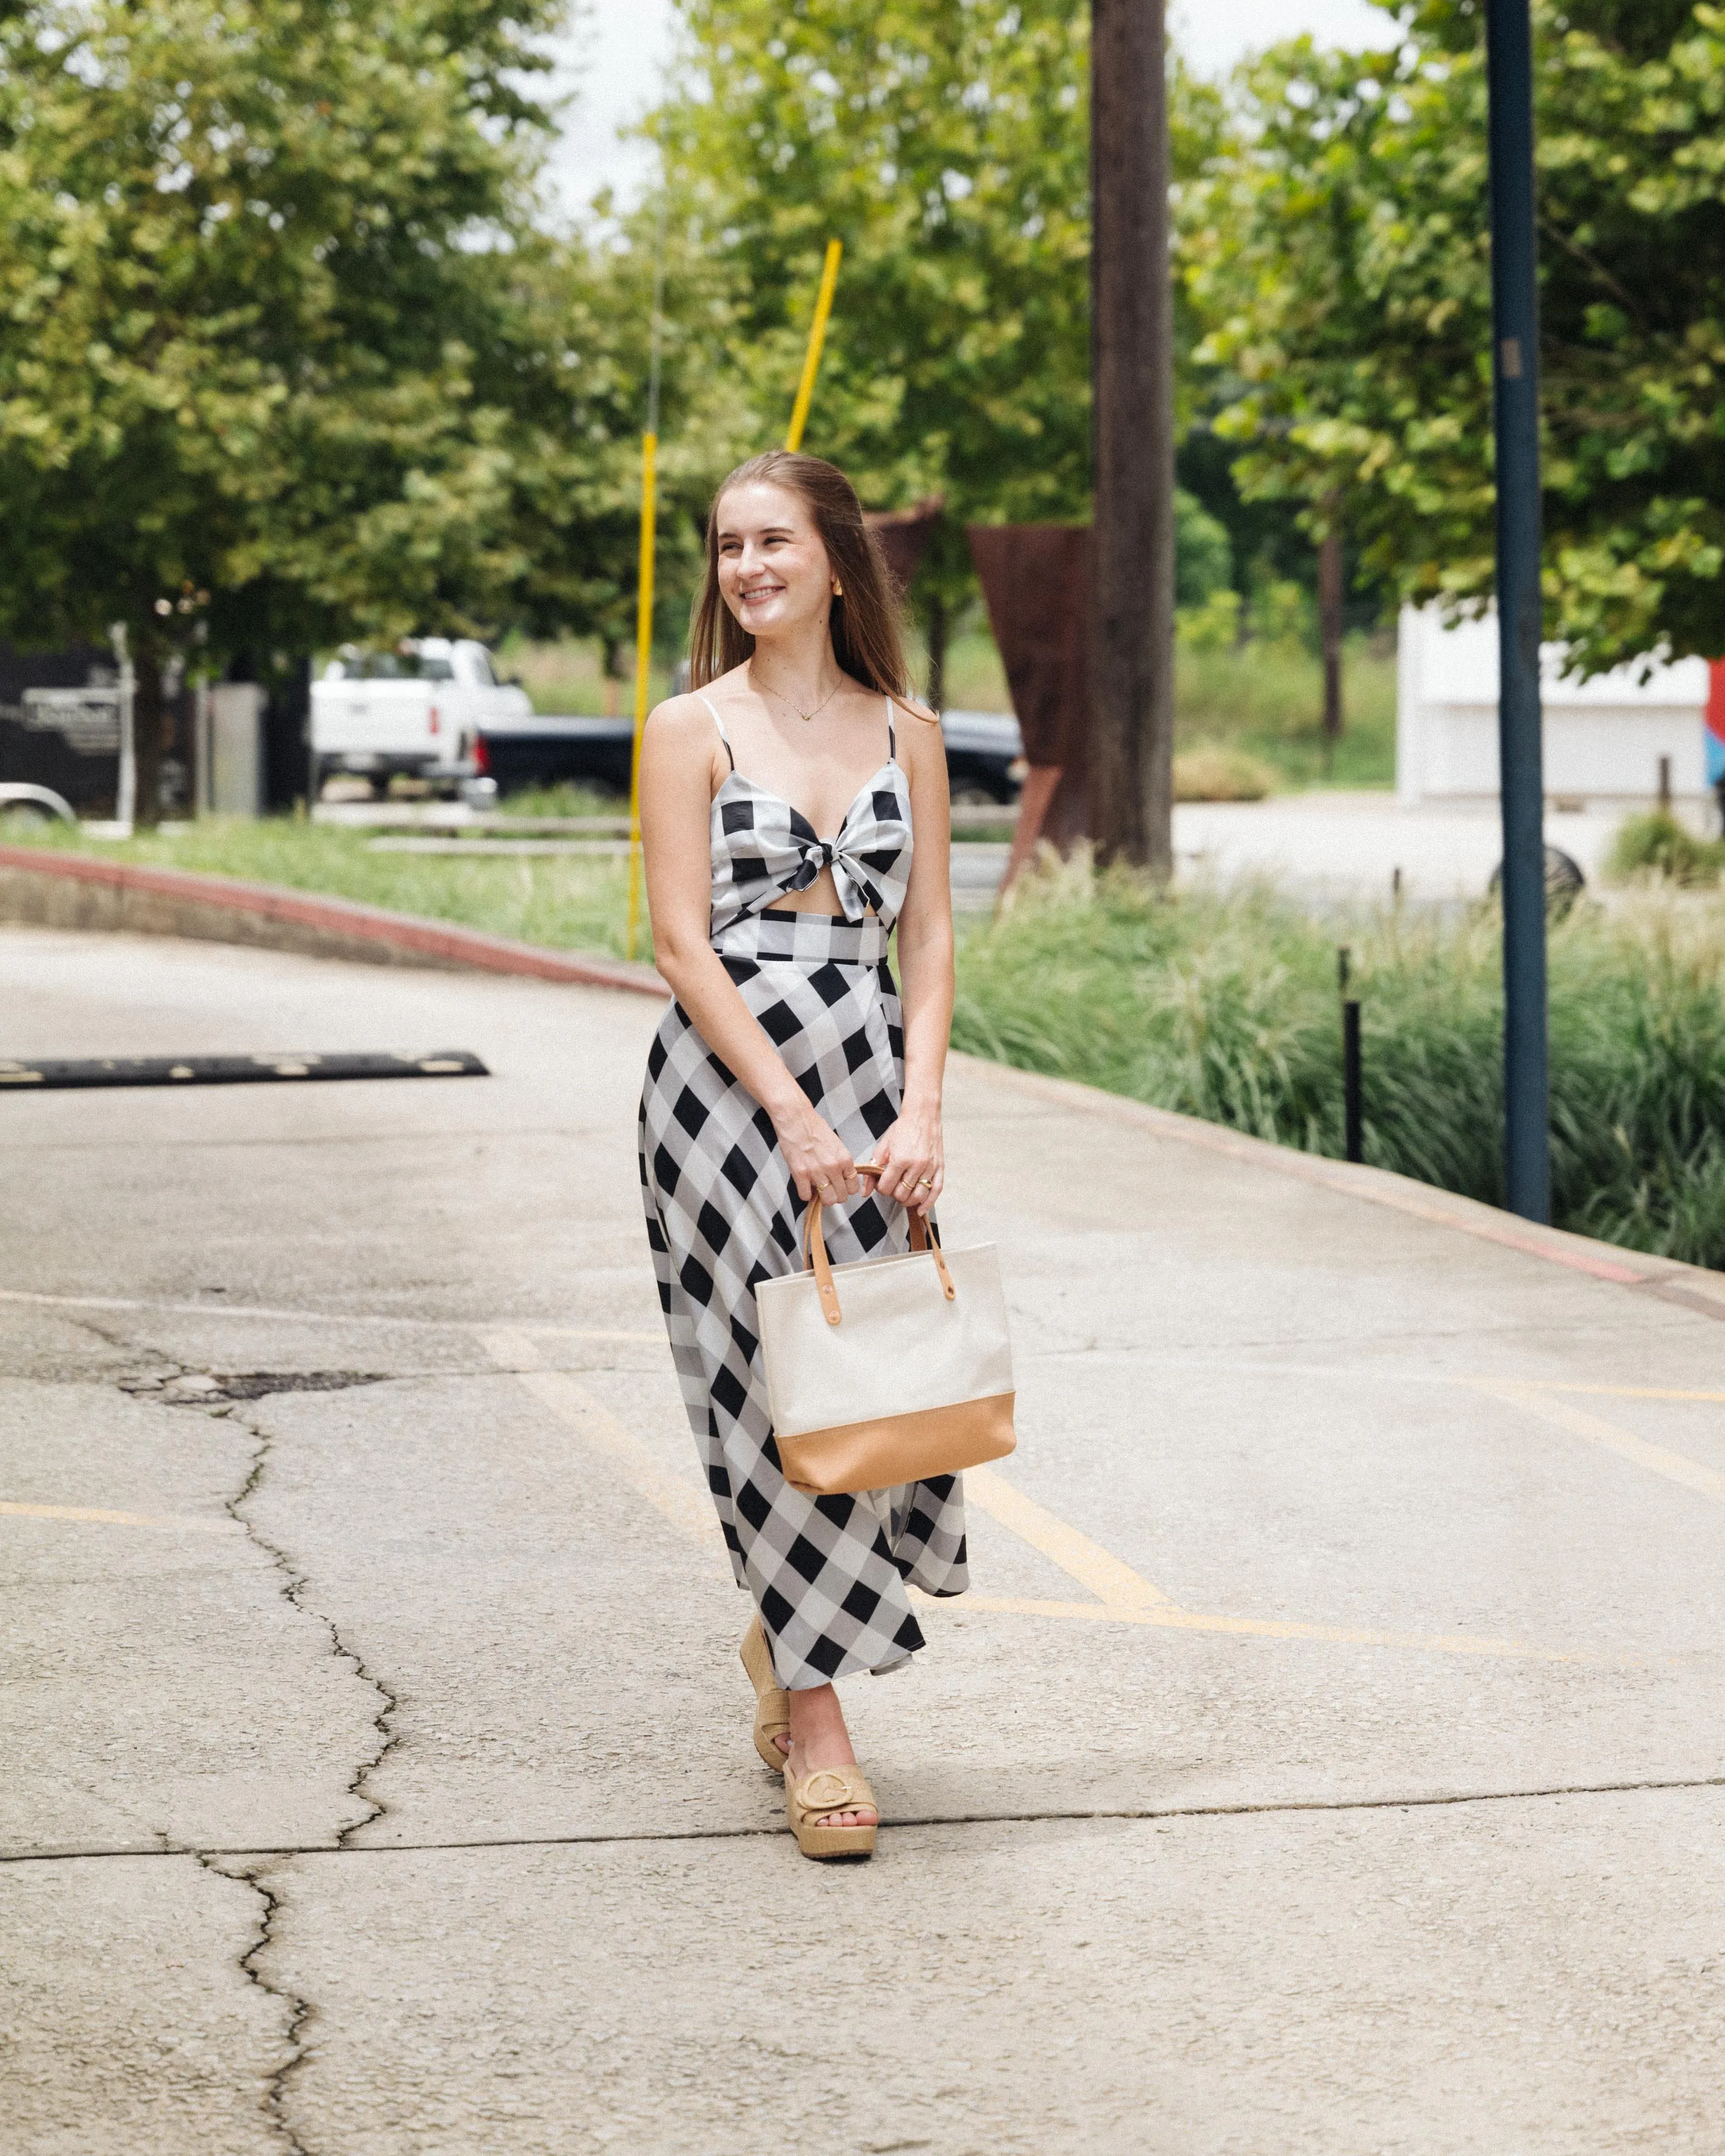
[885,698,897,762]
[698,692,736,772]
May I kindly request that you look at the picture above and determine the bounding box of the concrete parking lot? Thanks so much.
[3,923,1723,2154]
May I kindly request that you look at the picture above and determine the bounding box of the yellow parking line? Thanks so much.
[1476,1380,1725,1505]
[0,1284,661,1342]
[485,1331,724,1558]
[485,1342,1607,1664]
[1522,1382,1725,1405]
[934,1592,1588,1661]
[963,1464,1177,1611]
[0,1499,237,1533]
[514,1367,720,1552]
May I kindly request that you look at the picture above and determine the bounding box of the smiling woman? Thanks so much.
[634,451,962,1860]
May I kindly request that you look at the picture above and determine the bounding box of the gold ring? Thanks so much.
[917,1178,934,1189]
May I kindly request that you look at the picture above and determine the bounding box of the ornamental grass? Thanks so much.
[953,856,1725,1270]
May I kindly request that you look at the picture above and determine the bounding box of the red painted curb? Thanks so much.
[0,844,667,998]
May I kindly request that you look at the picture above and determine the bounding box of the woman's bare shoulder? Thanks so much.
[893,693,946,784]
[644,689,720,745]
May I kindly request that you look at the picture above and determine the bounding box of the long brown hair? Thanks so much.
[689,451,909,697]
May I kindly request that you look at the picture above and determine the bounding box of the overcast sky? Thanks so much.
[542,0,1397,221]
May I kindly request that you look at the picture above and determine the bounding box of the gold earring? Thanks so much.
[833,581,844,596]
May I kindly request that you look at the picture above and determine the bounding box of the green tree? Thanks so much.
[1186,2,1725,675]
[645,0,1094,687]
[0,0,644,818]
[646,4,1232,691]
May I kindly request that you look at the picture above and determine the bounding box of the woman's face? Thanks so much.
[714,482,835,644]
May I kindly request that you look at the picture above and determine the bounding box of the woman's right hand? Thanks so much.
[773,1097,861,1207]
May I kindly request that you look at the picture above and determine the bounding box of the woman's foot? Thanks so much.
[785,1682,877,1831]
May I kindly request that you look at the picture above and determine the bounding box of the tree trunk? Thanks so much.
[1089,0,1174,875]
[602,638,619,718]
[1319,517,1344,757]
[132,637,165,829]
[924,591,948,714]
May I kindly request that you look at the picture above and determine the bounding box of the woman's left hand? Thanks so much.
[862,1110,944,1215]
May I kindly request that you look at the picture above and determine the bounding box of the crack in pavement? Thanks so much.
[191,1852,314,2156]
[8,1770,1724,1865]
[71,1361,407,2154]
[217,1397,401,1848]
[207,1386,402,2151]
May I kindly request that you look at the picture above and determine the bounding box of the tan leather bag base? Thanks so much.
[777,1390,1016,1497]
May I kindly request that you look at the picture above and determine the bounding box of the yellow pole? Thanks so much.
[625,428,658,961]
[785,238,842,452]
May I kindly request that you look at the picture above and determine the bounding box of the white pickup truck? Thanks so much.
[310,638,532,798]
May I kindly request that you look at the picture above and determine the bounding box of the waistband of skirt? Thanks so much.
[711,908,891,967]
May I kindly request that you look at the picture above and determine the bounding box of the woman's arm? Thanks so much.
[638,697,867,1203]
[868,700,955,1215]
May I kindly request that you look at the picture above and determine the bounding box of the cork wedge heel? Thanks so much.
[739,1615,791,1770]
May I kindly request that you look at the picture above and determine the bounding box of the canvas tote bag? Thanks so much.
[755,1189,1016,1495]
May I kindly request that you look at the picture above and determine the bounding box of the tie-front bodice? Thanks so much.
[700,695,915,942]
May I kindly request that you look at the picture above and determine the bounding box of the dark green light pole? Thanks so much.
[1485,0,1551,1222]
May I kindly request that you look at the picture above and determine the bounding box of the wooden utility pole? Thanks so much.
[1089,0,1175,874]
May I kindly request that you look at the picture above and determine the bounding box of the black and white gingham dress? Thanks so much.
[639,695,969,1690]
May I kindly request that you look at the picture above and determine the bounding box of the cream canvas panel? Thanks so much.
[757,1242,1014,1439]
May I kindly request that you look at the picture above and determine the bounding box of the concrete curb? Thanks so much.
[0,844,666,999]
[957,1053,1725,1318]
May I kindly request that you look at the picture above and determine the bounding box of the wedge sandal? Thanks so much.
[739,1614,791,1771]
[784,1764,878,1861]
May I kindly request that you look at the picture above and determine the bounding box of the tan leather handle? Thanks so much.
[802,1183,955,1327]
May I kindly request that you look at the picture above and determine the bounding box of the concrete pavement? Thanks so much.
[949,792,1669,912]
[3,923,1723,2153]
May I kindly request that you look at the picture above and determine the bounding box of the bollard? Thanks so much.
[1659,754,1673,812]
[1343,999,1363,1165]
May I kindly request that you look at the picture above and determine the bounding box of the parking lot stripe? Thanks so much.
[482,1346,1607,1665]
[963,1464,1177,1611]
[1476,1380,1725,1505]
[0,1499,237,1533]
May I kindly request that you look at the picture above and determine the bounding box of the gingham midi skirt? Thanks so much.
[639,907,969,1690]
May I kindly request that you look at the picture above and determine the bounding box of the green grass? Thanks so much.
[494,632,675,718]
[1173,634,1396,790]
[12,817,638,961]
[490,782,626,819]
[902,623,1397,791]
[504,623,1399,793]
[953,859,1725,1269]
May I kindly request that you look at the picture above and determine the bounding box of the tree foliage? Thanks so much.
[650,0,1094,528]
[643,2,1233,672]
[1184,1,1725,674]
[0,0,647,689]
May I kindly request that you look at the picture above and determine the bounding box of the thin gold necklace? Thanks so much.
[752,665,844,725]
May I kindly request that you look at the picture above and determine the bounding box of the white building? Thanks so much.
[1395,603,1724,811]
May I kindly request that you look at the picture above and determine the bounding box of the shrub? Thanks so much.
[1605,810,1725,888]
[956,862,1725,1269]
[1175,589,1243,651]
[1172,743,1277,801]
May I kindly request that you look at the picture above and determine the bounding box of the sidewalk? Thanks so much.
[953,792,1656,912]
[2,922,1721,2153]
